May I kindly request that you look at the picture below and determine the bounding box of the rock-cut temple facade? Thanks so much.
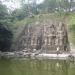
[14,20,70,53]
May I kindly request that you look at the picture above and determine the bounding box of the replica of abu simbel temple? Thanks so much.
[14,19,70,53]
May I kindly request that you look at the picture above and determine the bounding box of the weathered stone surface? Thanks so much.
[14,20,70,53]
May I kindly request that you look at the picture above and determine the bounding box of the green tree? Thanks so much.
[0,3,13,52]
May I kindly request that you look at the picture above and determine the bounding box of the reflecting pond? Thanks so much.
[0,58,75,75]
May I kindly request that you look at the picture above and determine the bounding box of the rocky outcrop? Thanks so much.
[14,20,70,53]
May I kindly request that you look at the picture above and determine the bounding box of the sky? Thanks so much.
[1,0,44,11]
[1,0,21,10]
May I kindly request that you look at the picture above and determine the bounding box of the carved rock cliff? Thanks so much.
[13,17,70,53]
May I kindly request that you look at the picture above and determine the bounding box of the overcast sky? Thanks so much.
[1,0,44,10]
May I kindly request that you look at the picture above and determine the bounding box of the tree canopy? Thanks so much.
[0,2,13,52]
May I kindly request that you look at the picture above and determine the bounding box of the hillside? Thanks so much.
[11,13,72,51]
[13,13,67,40]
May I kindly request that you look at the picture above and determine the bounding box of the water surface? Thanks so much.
[0,58,75,75]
